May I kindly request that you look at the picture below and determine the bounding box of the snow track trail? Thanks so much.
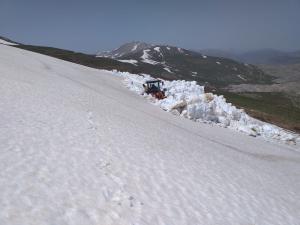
[0,45,300,225]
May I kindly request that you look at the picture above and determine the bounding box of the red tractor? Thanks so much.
[143,79,166,100]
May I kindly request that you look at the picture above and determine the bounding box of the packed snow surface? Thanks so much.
[1,44,300,225]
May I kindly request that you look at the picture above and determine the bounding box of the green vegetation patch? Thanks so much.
[220,92,300,132]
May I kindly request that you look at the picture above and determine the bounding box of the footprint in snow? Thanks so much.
[87,111,97,130]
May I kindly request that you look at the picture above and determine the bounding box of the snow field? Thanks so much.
[1,44,300,225]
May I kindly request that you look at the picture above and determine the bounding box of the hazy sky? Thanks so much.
[1,0,299,53]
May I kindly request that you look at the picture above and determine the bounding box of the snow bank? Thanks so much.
[111,71,300,145]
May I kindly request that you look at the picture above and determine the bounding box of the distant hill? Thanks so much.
[198,48,300,65]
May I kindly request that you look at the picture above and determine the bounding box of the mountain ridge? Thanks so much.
[198,48,300,65]
[97,42,274,87]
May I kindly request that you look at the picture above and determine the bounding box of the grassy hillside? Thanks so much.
[221,92,300,133]
[119,46,275,87]
[16,45,140,73]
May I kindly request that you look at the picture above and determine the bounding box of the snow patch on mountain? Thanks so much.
[131,44,138,52]
[237,74,247,81]
[154,47,160,52]
[163,67,172,73]
[141,49,160,65]
[118,59,138,65]
[177,47,184,53]
[191,71,198,77]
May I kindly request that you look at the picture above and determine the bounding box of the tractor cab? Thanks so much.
[143,79,166,99]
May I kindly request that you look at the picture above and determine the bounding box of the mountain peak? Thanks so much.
[96,42,273,87]
[97,41,152,58]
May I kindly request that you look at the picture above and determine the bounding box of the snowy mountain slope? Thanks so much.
[96,41,152,58]
[1,44,300,225]
[98,42,274,87]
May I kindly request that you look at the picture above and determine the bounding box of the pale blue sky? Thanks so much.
[1,0,299,53]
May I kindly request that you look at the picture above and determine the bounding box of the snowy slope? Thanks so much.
[96,42,152,58]
[1,45,300,225]
[0,38,18,46]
